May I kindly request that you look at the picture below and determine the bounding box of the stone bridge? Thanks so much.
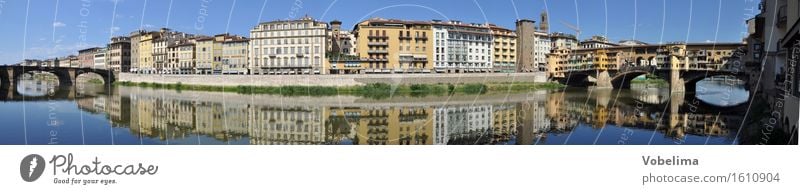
[555,64,748,93]
[0,66,116,88]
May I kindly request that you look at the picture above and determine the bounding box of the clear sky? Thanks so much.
[0,0,760,65]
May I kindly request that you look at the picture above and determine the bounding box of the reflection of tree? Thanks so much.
[325,117,353,144]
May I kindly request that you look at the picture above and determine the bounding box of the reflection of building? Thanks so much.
[249,16,327,75]
[491,104,518,144]
[514,92,550,145]
[326,107,433,145]
[434,105,492,144]
[249,106,326,145]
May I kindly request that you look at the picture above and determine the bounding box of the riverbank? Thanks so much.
[114,81,564,99]
[118,72,547,87]
[116,72,556,98]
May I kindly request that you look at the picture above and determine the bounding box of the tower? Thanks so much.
[539,11,549,32]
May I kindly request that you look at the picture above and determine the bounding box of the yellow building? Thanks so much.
[353,18,433,73]
[490,24,517,73]
[136,32,157,74]
[194,37,216,74]
[192,34,247,74]
[491,104,517,144]
[326,107,434,145]
[173,42,196,74]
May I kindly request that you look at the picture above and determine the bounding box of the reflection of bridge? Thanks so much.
[0,66,116,88]
[0,82,107,101]
[543,90,744,140]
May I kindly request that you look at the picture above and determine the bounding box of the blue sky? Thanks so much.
[0,0,760,65]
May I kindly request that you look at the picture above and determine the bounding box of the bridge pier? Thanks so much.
[0,68,14,87]
[57,69,77,86]
[668,70,685,93]
[595,70,613,89]
[3,84,13,100]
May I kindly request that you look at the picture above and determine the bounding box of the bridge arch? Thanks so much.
[0,66,115,88]
[683,72,748,94]
[558,73,594,87]
[610,71,656,89]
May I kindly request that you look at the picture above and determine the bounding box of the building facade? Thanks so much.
[222,37,249,75]
[78,47,103,68]
[580,35,618,49]
[766,0,800,138]
[432,20,494,73]
[130,28,193,74]
[354,18,433,74]
[550,32,578,50]
[490,24,517,73]
[328,20,357,56]
[93,47,108,69]
[108,36,131,72]
[167,41,196,74]
[129,31,143,73]
[249,16,327,75]
[533,31,551,71]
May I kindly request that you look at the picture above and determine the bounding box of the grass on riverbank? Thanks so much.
[114,81,564,99]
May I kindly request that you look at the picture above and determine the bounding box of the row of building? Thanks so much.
[13,12,668,75]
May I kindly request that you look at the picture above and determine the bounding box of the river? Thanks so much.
[0,78,794,145]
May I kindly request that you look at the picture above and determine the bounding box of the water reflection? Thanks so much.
[0,79,794,145]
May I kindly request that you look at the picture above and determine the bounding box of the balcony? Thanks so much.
[367,50,389,54]
[415,36,428,40]
[368,35,389,39]
[398,36,413,40]
[367,42,389,46]
[367,58,388,62]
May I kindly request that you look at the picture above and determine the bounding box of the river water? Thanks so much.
[0,78,794,145]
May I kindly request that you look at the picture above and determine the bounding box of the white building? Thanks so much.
[249,16,328,75]
[433,105,493,145]
[550,32,578,50]
[432,20,494,73]
[533,31,551,71]
[93,48,108,69]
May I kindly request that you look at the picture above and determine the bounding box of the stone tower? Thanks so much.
[539,11,549,32]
